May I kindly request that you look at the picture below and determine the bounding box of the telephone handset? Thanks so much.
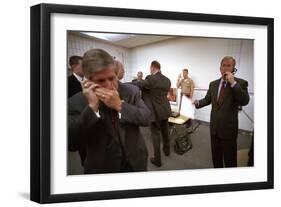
[223,67,238,79]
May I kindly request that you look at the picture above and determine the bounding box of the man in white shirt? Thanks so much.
[68,55,84,98]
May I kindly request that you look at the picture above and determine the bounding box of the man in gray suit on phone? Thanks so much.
[193,56,249,168]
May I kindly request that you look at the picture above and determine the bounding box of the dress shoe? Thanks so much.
[150,157,162,167]
[163,147,170,156]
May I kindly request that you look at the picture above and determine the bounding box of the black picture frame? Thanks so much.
[30,3,274,204]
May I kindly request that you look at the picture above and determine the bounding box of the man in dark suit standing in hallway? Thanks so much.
[193,56,250,168]
[68,49,151,174]
[134,61,172,167]
[68,55,84,98]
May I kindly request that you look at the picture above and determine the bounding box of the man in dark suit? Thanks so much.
[68,55,83,98]
[194,56,250,168]
[134,61,172,167]
[68,49,151,174]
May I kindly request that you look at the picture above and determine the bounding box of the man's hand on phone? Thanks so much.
[224,72,235,85]
[82,80,100,112]
[95,83,122,112]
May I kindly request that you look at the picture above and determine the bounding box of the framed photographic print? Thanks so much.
[30,3,274,203]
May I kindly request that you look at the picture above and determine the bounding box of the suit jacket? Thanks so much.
[68,74,82,98]
[196,77,250,140]
[132,79,143,83]
[68,82,151,174]
[135,72,172,122]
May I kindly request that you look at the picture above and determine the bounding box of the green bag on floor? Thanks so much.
[174,134,192,155]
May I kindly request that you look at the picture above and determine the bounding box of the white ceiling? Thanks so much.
[114,35,176,48]
[79,32,176,48]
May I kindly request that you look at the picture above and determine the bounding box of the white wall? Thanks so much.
[68,34,254,130]
[67,33,130,81]
[129,37,254,131]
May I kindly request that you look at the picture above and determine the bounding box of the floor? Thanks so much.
[68,121,253,175]
[144,121,253,171]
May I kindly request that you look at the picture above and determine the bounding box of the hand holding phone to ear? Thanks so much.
[95,82,122,112]
[82,80,101,112]
[223,72,235,85]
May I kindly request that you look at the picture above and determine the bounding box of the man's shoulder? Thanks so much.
[210,79,220,86]
[68,74,80,85]
[157,72,166,78]
[235,77,248,84]
[119,82,139,94]
[68,91,86,105]
[145,74,152,80]
[158,72,171,83]
[188,77,194,82]
[68,74,75,81]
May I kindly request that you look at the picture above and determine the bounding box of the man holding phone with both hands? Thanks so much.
[68,48,151,174]
[193,56,250,168]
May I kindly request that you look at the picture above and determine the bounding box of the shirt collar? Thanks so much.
[73,72,83,82]
[219,78,227,87]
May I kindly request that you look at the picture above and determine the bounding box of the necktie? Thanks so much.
[217,81,226,105]
[110,109,127,167]
[110,110,123,146]
[110,110,118,132]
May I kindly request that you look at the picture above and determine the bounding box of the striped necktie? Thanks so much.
[217,81,226,105]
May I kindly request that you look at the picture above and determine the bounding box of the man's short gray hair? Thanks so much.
[82,48,114,78]
[220,56,236,67]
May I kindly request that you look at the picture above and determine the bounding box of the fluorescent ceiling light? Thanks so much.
[81,32,136,42]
